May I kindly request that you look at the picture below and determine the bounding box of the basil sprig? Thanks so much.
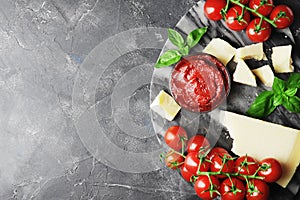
[154,27,207,68]
[247,73,300,118]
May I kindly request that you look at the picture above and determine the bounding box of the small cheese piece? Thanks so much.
[272,45,294,73]
[203,38,236,66]
[220,111,300,188]
[235,42,265,61]
[233,59,257,87]
[252,65,274,87]
[150,90,181,121]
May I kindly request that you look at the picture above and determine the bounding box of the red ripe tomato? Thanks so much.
[258,158,282,183]
[235,155,259,179]
[232,0,249,5]
[210,153,235,178]
[246,179,270,200]
[249,0,274,17]
[186,135,210,154]
[246,18,272,42]
[204,0,227,21]
[164,126,188,151]
[194,175,220,200]
[184,151,210,175]
[226,6,251,31]
[207,147,229,161]
[220,177,246,200]
[164,151,184,170]
[270,5,294,29]
[181,164,195,183]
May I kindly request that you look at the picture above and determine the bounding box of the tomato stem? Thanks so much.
[173,150,186,158]
[179,136,187,155]
[221,0,231,20]
[229,0,277,28]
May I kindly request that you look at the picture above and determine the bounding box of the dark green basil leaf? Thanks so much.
[285,88,298,97]
[287,73,300,89]
[282,96,300,113]
[273,93,284,107]
[186,27,207,49]
[154,50,182,68]
[179,46,189,56]
[272,77,286,93]
[246,91,276,118]
[168,29,185,48]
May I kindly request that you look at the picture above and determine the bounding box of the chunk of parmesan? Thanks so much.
[220,111,300,188]
[203,38,236,66]
[272,45,294,73]
[233,59,257,87]
[150,90,181,121]
[234,42,265,61]
[252,65,274,87]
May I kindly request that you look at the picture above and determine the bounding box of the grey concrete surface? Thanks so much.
[0,0,199,199]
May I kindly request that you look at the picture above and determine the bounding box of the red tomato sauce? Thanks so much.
[170,53,230,112]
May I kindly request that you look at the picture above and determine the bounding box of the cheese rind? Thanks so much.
[203,38,236,66]
[150,90,181,121]
[234,42,265,61]
[220,111,300,188]
[233,59,257,87]
[272,45,294,73]
[252,65,274,87]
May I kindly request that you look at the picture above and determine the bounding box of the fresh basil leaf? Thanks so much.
[186,27,207,49]
[246,91,276,118]
[168,29,185,48]
[287,73,300,89]
[282,96,300,113]
[179,46,189,56]
[154,50,182,68]
[273,93,284,107]
[272,77,286,93]
[285,88,298,97]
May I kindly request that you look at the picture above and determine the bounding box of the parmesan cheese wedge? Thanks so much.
[233,59,257,87]
[150,90,181,121]
[252,65,274,87]
[220,111,300,188]
[272,45,294,73]
[235,42,265,61]
[203,38,236,66]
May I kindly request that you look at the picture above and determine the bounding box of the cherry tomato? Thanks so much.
[270,5,294,29]
[235,155,259,179]
[186,135,210,154]
[194,175,220,200]
[249,0,274,17]
[207,147,229,161]
[246,179,270,200]
[164,126,188,151]
[220,177,246,200]
[246,18,272,42]
[232,0,249,5]
[184,151,210,175]
[204,0,227,21]
[210,153,235,178]
[181,164,195,183]
[164,151,184,170]
[258,158,282,183]
[226,6,251,31]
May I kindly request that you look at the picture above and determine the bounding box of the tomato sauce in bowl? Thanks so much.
[170,53,230,112]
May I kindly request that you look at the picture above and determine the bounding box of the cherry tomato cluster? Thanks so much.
[161,125,283,200]
[203,0,294,42]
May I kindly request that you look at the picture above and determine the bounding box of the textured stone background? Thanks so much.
[0,0,299,200]
[0,0,200,199]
